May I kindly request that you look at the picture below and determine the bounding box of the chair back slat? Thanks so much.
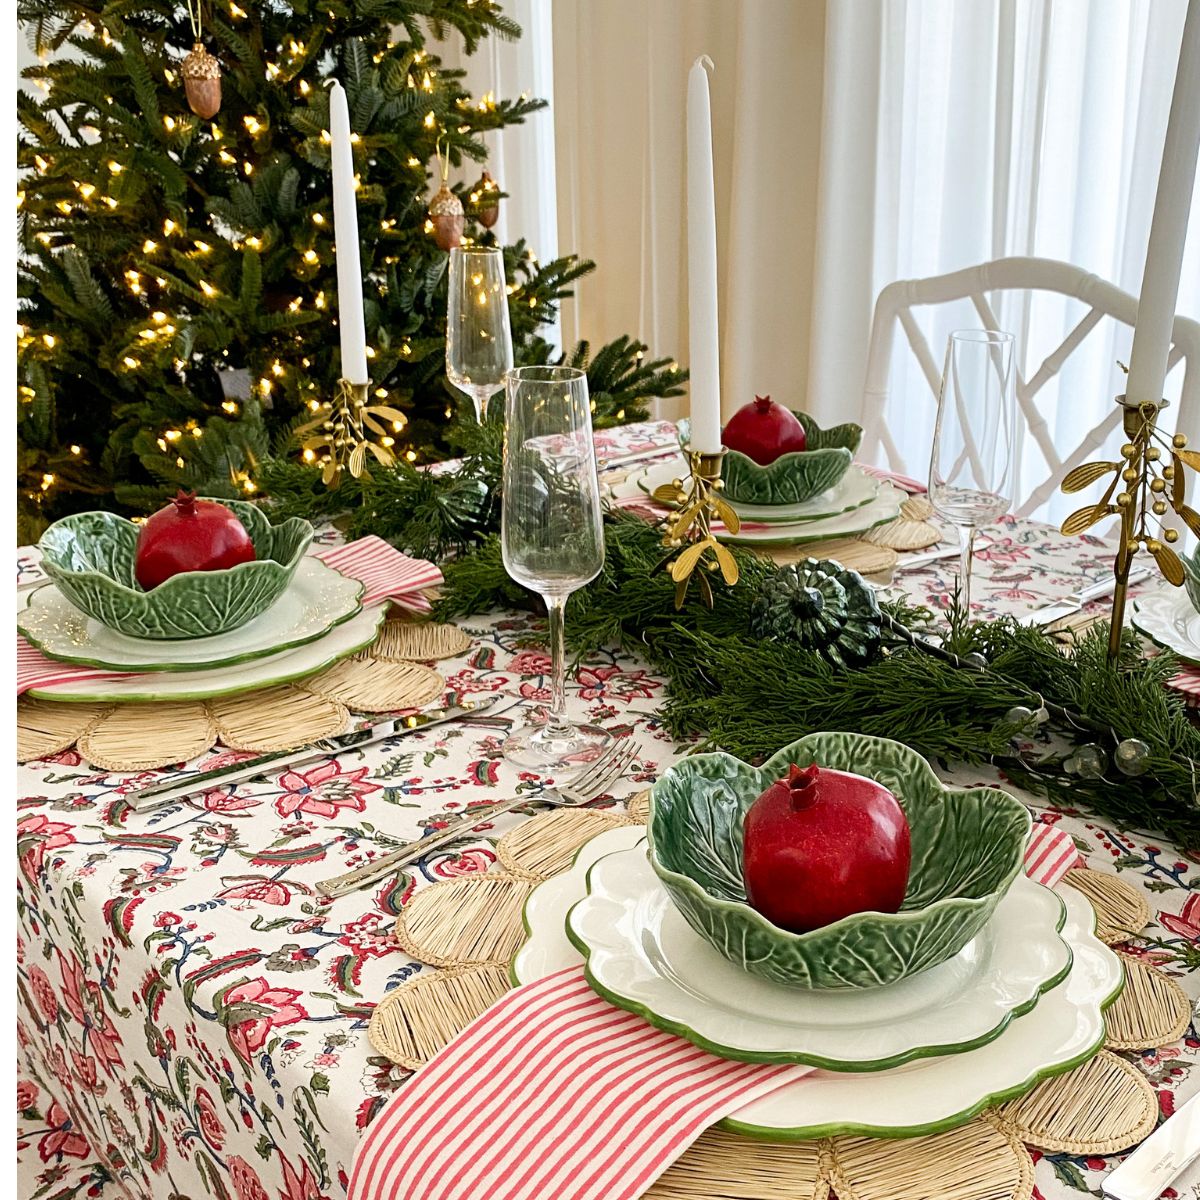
[861,256,1200,519]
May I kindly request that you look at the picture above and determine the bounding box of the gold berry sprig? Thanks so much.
[654,452,740,609]
[296,379,407,488]
[1060,399,1197,586]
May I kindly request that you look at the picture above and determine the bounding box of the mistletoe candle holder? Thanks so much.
[654,449,740,609]
[1060,394,1200,661]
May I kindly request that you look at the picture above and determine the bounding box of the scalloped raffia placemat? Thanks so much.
[15,618,470,771]
[367,800,1176,1200]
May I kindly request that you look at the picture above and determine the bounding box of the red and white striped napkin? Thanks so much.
[350,822,1079,1200]
[857,462,927,494]
[1168,666,1200,708]
[16,536,442,696]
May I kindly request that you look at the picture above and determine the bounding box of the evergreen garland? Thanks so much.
[436,514,1200,849]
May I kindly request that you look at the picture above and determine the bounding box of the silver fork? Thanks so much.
[315,737,639,899]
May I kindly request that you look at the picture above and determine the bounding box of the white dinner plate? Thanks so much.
[567,844,1070,1069]
[23,604,387,703]
[625,460,881,525]
[1132,588,1200,666]
[513,826,1123,1139]
[18,558,363,673]
[717,482,906,545]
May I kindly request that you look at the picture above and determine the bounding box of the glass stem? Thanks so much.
[959,526,975,617]
[471,387,491,424]
[544,594,572,737]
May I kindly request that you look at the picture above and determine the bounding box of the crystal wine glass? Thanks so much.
[928,329,1018,616]
[501,365,610,772]
[446,246,513,423]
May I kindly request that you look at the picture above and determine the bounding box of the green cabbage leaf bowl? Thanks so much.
[36,501,313,640]
[647,732,1031,990]
[682,411,862,505]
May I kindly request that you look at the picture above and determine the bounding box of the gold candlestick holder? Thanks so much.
[1059,393,1199,661]
[297,378,407,488]
[653,448,740,609]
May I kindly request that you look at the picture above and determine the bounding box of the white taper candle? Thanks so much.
[329,81,369,386]
[1126,1,1200,407]
[687,55,722,454]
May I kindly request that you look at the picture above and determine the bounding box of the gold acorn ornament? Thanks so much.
[473,170,501,229]
[181,42,222,118]
[428,182,464,251]
[428,135,464,251]
[180,1,221,118]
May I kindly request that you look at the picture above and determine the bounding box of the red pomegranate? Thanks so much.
[134,491,256,590]
[721,396,807,466]
[742,763,911,933]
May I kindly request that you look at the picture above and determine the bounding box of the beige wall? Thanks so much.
[551,0,826,420]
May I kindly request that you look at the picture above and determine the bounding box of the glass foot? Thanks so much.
[502,720,611,775]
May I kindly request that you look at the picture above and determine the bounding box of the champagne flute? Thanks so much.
[501,365,610,771]
[928,329,1018,616]
[446,246,513,423]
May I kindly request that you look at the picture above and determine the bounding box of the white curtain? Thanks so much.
[441,0,828,422]
[809,0,1200,519]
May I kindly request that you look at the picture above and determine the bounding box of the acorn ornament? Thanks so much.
[429,183,464,251]
[181,42,222,118]
[474,170,501,229]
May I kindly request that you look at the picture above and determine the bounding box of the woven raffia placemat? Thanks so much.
[16,618,472,771]
[367,797,1186,1200]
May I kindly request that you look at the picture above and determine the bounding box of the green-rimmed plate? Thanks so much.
[717,482,905,545]
[21,603,386,703]
[19,558,363,673]
[513,825,1123,1138]
[565,844,1071,1071]
[629,461,881,525]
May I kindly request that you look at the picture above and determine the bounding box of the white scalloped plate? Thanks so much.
[23,604,386,703]
[18,558,363,672]
[513,828,1122,1137]
[1132,588,1200,666]
[624,460,882,525]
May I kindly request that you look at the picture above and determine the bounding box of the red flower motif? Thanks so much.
[508,649,553,675]
[45,748,83,766]
[17,1079,38,1112]
[202,789,263,813]
[279,1153,325,1200]
[576,664,656,701]
[70,1051,104,1094]
[195,1087,226,1149]
[222,977,308,1063]
[229,1155,271,1200]
[974,538,1029,565]
[218,878,293,906]
[58,950,124,1074]
[1160,893,1200,941]
[431,848,496,878]
[38,1101,90,1161]
[27,964,59,1022]
[274,760,381,820]
[17,813,75,882]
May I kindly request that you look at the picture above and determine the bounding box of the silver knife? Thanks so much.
[1103,1090,1200,1200]
[125,693,503,811]
[1019,568,1153,628]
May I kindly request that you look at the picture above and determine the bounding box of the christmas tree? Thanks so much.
[17,0,685,543]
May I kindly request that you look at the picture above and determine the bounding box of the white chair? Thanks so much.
[860,256,1200,518]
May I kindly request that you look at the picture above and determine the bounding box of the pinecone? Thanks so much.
[749,558,882,667]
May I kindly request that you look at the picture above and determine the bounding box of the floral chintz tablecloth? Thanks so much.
[16,420,1200,1200]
